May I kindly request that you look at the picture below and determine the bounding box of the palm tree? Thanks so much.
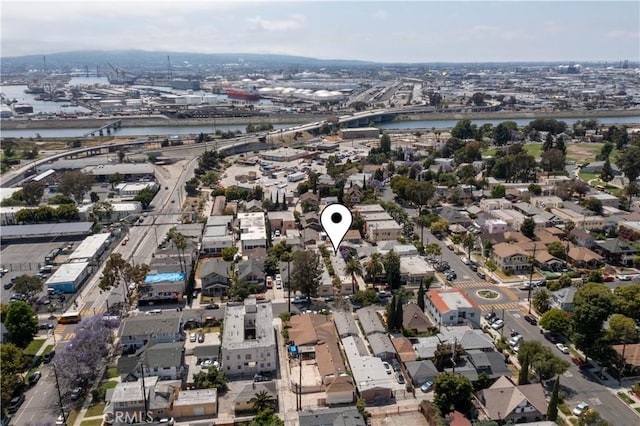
[532,289,551,314]
[345,258,362,277]
[462,232,476,260]
[249,390,276,412]
[424,243,441,260]
[364,253,384,287]
[415,215,431,251]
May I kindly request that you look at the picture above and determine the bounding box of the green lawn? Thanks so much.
[24,339,46,356]
[80,420,104,426]
[578,172,598,182]
[106,367,119,379]
[85,402,106,417]
[523,143,543,158]
[482,148,498,156]
[42,344,54,355]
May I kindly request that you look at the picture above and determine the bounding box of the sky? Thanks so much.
[1,0,639,63]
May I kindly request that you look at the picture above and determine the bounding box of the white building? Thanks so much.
[238,212,268,257]
[68,233,111,264]
[221,299,276,377]
[425,289,481,328]
[367,220,403,242]
[45,262,90,293]
[78,202,143,222]
[399,256,435,284]
[484,219,508,234]
[115,182,158,199]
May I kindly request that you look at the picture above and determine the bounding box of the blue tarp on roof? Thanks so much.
[144,272,186,283]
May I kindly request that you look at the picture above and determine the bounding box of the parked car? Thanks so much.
[69,387,83,401]
[204,303,219,310]
[491,319,504,330]
[420,381,433,392]
[382,362,392,375]
[55,414,67,425]
[447,245,454,251]
[3,281,13,290]
[446,271,457,280]
[197,333,205,343]
[603,275,615,282]
[395,371,405,385]
[253,374,270,382]
[324,296,335,302]
[556,343,570,354]
[572,402,590,416]
[43,350,55,364]
[508,335,523,347]
[485,312,497,322]
[524,315,538,325]
[7,394,25,413]
[544,332,560,344]
[476,272,486,280]
[28,371,42,386]
[189,333,197,343]
[617,275,632,281]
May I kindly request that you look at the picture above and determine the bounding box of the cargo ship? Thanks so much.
[226,86,260,101]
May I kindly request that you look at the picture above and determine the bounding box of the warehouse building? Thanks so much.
[68,233,111,264]
[45,262,90,293]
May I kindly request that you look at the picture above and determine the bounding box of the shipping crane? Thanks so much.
[106,63,137,85]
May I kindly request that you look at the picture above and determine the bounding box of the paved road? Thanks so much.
[502,310,639,425]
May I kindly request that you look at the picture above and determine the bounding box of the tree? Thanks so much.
[517,341,569,380]
[352,289,380,307]
[572,284,614,360]
[21,181,45,205]
[383,250,401,289]
[1,343,26,408]
[117,150,125,163]
[518,352,530,385]
[4,301,38,348]
[600,157,614,183]
[528,183,542,196]
[291,251,322,298]
[222,247,238,263]
[520,217,536,239]
[250,408,284,426]
[494,122,511,145]
[192,366,228,392]
[133,187,157,209]
[582,198,603,215]
[471,92,485,106]
[490,184,505,199]
[345,258,363,278]
[380,132,391,152]
[109,173,124,189]
[607,313,637,344]
[90,191,100,203]
[540,148,566,173]
[99,253,149,307]
[616,143,640,205]
[461,232,476,260]
[433,372,474,415]
[201,171,220,187]
[539,308,571,334]
[546,241,567,260]
[547,376,560,421]
[48,194,75,205]
[613,284,640,321]
[430,219,449,236]
[543,133,554,151]
[433,342,464,371]
[365,253,384,285]
[92,201,115,222]
[249,390,276,412]
[451,119,475,140]
[417,281,425,311]
[12,274,43,296]
[184,177,200,197]
[533,289,551,314]
[58,171,95,203]
[577,409,611,426]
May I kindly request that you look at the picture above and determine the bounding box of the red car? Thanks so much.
[603,275,615,282]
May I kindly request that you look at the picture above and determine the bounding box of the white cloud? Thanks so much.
[246,14,306,32]
[607,30,640,40]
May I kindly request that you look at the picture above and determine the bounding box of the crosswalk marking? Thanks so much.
[63,332,76,341]
[479,302,521,312]
[452,281,490,288]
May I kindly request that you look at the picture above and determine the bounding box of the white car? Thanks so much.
[508,335,523,347]
[617,275,631,281]
[382,362,392,375]
[573,402,589,416]
[556,343,570,354]
[491,319,504,330]
[189,333,197,343]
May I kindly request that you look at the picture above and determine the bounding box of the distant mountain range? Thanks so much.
[1,50,376,72]
[2,50,625,73]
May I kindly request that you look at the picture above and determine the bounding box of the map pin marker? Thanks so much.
[320,203,352,255]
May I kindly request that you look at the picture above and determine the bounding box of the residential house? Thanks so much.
[299,192,320,211]
[570,229,596,248]
[402,303,434,334]
[117,341,185,381]
[233,381,277,413]
[171,389,217,419]
[551,287,577,312]
[301,212,322,232]
[567,245,604,269]
[119,314,184,353]
[491,243,530,274]
[138,272,186,306]
[619,221,640,242]
[404,360,439,386]
[298,407,366,426]
[236,258,265,286]
[238,212,268,258]
[356,307,386,336]
[530,196,564,209]
[221,299,276,377]
[391,336,417,363]
[480,376,548,423]
[348,356,394,404]
[594,238,639,266]
[484,219,508,234]
[243,199,263,213]
[332,310,360,339]
[198,258,231,297]
[367,220,403,242]
[366,333,396,361]
[425,290,481,328]
[466,350,512,379]
[535,250,565,273]
[267,211,297,234]
[344,185,363,206]
[105,376,180,423]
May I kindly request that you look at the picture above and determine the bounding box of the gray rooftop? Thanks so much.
[120,314,183,338]
[222,300,275,350]
[332,310,360,338]
[356,306,386,336]
[1,222,93,238]
[298,407,366,426]
[366,333,396,358]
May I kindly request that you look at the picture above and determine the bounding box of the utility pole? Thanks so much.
[298,351,303,411]
[528,244,537,314]
[140,361,148,418]
[451,337,457,374]
[52,364,66,424]
[501,309,505,338]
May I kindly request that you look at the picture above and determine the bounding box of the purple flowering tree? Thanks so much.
[53,314,119,390]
